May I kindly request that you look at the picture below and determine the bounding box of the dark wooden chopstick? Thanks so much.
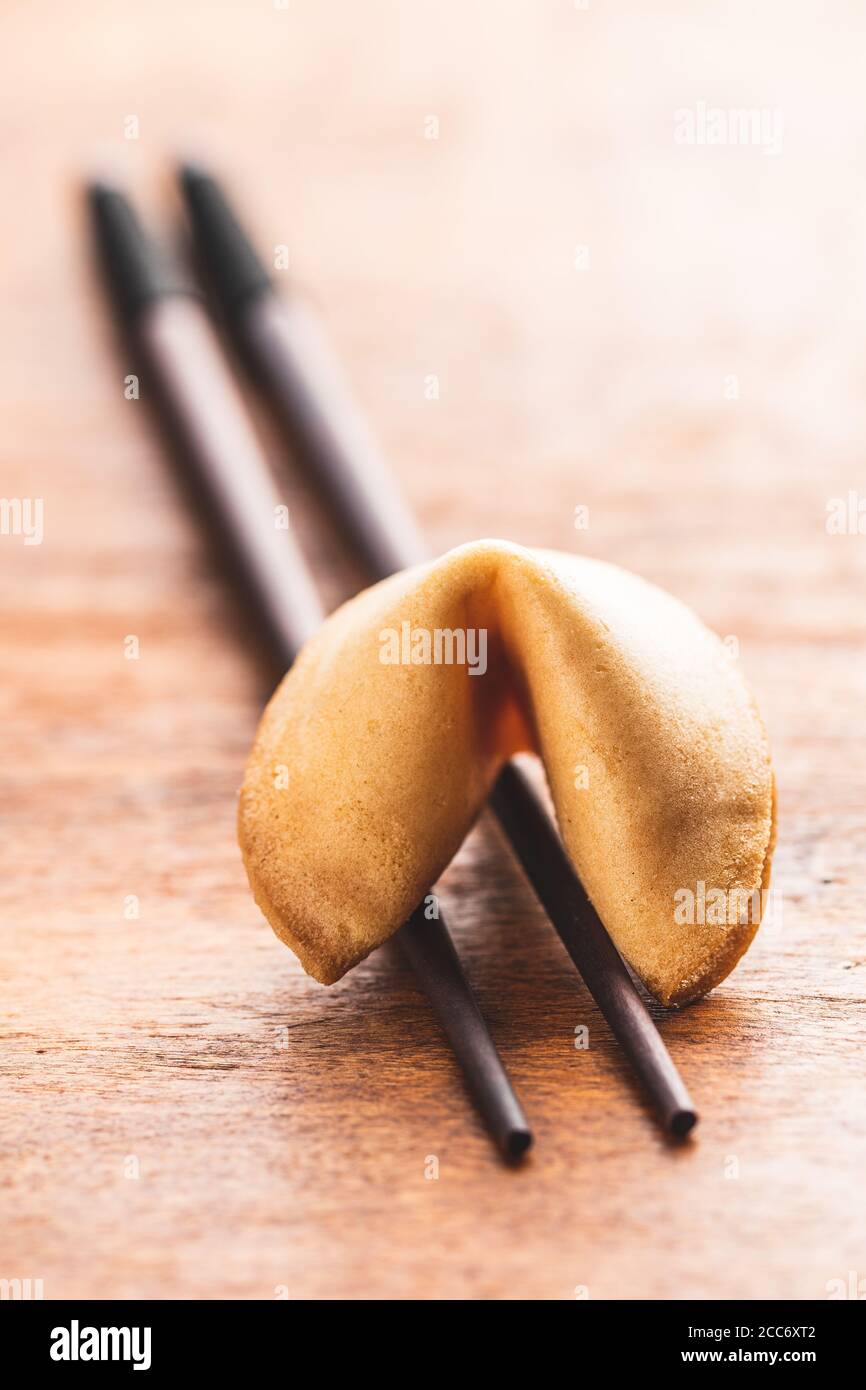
[489,765,696,1135]
[179,163,697,1139]
[87,180,532,1161]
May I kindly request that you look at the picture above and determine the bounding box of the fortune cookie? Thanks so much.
[239,540,775,1006]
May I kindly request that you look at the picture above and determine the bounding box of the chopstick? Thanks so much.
[87,180,532,1162]
[179,164,698,1139]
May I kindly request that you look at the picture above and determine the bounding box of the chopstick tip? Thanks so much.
[503,1126,533,1163]
[668,1107,698,1140]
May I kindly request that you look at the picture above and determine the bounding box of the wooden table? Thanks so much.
[2,0,864,1300]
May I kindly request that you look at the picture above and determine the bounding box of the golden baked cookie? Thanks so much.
[239,540,775,1005]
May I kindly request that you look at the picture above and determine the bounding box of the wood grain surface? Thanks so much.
[2,0,865,1300]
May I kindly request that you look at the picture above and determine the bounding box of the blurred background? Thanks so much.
[5,1,866,627]
[2,0,864,1300]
